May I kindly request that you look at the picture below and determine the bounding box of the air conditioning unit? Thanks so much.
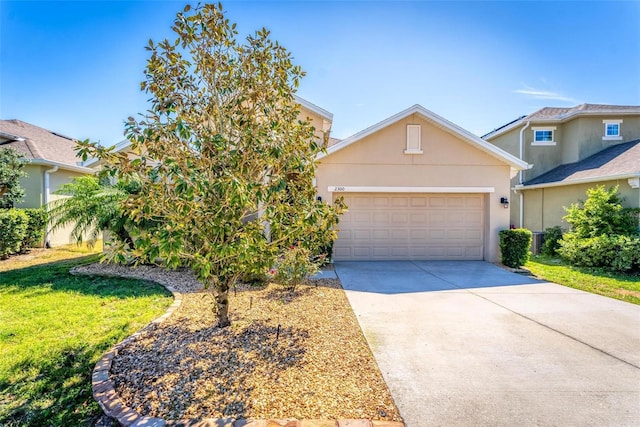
[530,232,544,255]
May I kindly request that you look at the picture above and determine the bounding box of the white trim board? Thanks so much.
[29,158,94,174]
[295,95,333,121]
[514,173,640,190]
[328,186,495,193]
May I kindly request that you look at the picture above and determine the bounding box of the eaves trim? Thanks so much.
[29,158,94,174]
[514,173,640,191]
[295,95,333,121]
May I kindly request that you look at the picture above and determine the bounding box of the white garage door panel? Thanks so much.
[334,193,484,261]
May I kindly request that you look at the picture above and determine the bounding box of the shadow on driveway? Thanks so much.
[335,261,541,294]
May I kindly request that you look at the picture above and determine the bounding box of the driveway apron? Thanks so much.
[335,261,640,427]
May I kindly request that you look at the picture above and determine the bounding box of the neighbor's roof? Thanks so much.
[483,103,640,140]
[519,139,640,190]
[320,104,530,171]
[0,119,92,172]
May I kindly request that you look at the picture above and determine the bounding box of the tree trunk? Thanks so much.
[214,282,231,328]
[115,227,135,250]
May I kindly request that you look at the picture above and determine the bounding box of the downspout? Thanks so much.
[44,165,59,248]
[518,121,530,228]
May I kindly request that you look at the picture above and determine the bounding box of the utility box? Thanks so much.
[530,232,544,255]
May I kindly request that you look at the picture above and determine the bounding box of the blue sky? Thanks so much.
[2,1,639,146]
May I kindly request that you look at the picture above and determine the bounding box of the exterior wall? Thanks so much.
[15,165,45,208]
[522,180,640,232]
[523,126,563,180]
[47,169,89,246]
[15,165,89,247]
[316,114,514,262]
[487,129,520,159]
[562,116,640,164]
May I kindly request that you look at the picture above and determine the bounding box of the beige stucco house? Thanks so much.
[483,104,640,232]
[0,119,93,246]
[315,104,528,262]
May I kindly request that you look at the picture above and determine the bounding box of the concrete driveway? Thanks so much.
[334,261,640,427]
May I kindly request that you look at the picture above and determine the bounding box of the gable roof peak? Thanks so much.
[321,103,529,171]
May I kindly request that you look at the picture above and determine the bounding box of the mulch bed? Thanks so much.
[77,264,402,423]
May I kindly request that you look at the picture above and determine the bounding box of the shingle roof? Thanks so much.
[0,119,82,167]
[525,104,640,121]
[483,104,640,140]
[523,139,640,187]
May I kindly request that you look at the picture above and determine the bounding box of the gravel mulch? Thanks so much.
[76,263,402,423]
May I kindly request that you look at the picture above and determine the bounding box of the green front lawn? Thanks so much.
[526,255,640,305]
[0,246,173,426]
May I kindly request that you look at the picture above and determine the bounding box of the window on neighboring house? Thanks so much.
[532,127,556,145]
[603,120,622,140]
[404,124,423,154]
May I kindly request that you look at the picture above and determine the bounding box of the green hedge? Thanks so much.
[0,209,29,259]
[21,208,48,251]
[499,228,532,268]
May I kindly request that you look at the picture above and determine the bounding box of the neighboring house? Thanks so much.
[483,104,640,232]
[0,119,93,246]
[315,104,528,262]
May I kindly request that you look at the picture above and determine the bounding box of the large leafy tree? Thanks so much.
[78,3,342,327]
[0,147,27,209]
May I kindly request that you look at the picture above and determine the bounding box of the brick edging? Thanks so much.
[75,267,405,427]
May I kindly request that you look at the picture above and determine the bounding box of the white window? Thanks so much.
[531,126,557,145]
[603,120,622,140]
[404,124,423,154]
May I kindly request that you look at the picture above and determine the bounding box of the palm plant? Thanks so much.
[48,176,136,248]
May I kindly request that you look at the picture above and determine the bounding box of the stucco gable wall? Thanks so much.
[323,115,503,168]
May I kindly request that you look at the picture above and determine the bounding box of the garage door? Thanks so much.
[333,193,484,261]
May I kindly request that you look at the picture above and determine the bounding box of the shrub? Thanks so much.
[563,185,638,238]
[558,185,640,272]
[558,234,640,272]
[541,226,563,256]
[499,228,532,268]
[0,209,29,258]
[269,245,319,291]
[0,147,27,208]
[20,208,48,251]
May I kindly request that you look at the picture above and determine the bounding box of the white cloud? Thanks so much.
[514,85,576,103]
